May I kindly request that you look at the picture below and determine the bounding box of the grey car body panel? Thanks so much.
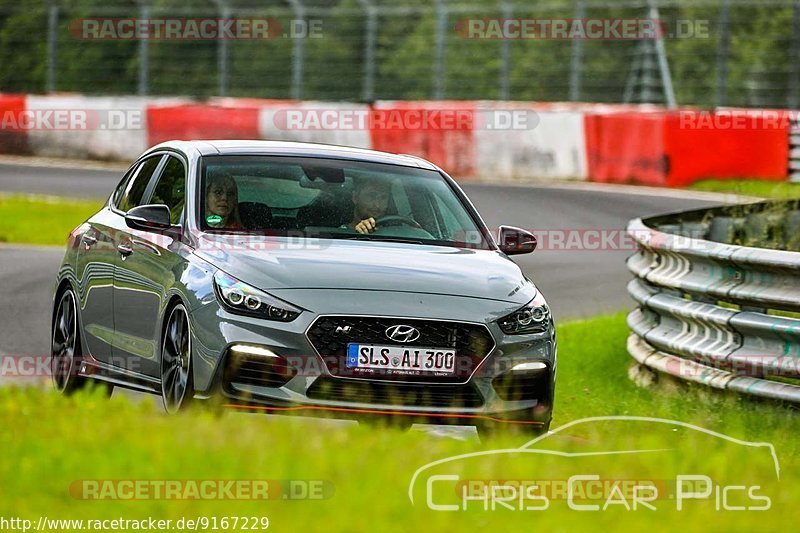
[193,238,536,304]
[53,140,555,422]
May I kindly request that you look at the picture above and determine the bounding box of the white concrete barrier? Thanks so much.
[26,95,186,161]
[474,102,588,180]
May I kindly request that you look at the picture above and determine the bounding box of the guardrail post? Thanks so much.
[499,0,512,100]
[357,0,377,102]
[137,0,150,95]
[648,0,676,108]
[214,0,231,97]
[287,0,306,99]
[569,0,586,102]
[716,0,731,108]
[46,0,59,93]
[433,0,447,99]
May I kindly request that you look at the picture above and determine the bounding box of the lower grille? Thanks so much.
[307,377,484,408]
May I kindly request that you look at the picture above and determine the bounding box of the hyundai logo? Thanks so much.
[385,324,420,343]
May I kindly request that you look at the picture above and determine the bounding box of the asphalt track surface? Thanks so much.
[0,162,723,359]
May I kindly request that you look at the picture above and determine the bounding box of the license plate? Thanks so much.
[346,344,456,375]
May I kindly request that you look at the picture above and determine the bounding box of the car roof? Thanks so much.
[148,140,440,171]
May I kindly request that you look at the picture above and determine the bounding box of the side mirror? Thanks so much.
[498,225,537,255]
[125,204,172,231]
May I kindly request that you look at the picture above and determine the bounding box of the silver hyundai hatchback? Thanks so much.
[52,140,556,434]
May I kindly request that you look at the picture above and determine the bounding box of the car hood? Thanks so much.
[193,236,536,304]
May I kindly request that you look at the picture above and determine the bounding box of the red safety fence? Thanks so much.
[146,103,261,147]
[584,109,789,187]
[666,109,789,186]
[0,94,29,154]
[584,110,667,186]
[368,101,477,178]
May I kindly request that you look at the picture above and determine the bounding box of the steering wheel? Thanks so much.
[374,215,421,229]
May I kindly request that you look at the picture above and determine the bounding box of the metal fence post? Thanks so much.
[46,0,58,93]
[287,0,306,100]
[569,0,586,102]
[789,0,800,109]
[648,0,677,108]
[137,0,150,95]
[499,0,512,100]
[716,0,731,108]
[433,0,447,99]
[214,0,231,97]
[358,0,377,102]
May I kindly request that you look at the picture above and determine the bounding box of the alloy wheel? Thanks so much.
[161,304,193,413]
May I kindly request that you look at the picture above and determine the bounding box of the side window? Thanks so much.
[117,156,163,212]
[148,156,186,224]
[112,165,137,206]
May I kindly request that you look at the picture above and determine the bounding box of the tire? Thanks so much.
[51,288,88,394]
[160,303,194,413]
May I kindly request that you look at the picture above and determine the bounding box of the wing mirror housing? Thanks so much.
[125,204,172,231]
[497,225,537,255]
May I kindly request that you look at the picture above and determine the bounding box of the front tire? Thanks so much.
[52,289,87,394]
[160,303,194,413]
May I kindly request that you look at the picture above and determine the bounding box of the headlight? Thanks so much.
[213,271,302,322]
[498,292,550,334]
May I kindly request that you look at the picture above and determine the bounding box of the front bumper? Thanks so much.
[189,290,556,425]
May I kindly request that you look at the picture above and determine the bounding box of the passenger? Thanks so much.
[205,172,242,229]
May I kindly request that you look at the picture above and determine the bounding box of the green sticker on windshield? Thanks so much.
[206,214,223,226]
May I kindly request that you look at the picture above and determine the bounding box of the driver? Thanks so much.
[347,177,392,234]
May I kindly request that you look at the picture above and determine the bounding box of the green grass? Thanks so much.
[0,313,797,531]
[0,194,102,245]
[688,179,800,199]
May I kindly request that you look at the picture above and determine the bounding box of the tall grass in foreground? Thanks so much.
[0,316,797,531]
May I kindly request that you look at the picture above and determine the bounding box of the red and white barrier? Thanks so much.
[369,101,476,178]
[0,93,792,186]
[26,95,180,161]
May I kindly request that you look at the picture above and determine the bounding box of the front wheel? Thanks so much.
[51,289,87,394]
[160,303,194,413]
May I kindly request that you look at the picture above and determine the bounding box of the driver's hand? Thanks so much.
[354,217,377,234]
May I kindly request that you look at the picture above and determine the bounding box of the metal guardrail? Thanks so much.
[626,199,800,402]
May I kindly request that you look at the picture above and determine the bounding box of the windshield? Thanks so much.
[199,155,492,249]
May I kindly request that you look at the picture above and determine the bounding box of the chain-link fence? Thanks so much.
[1,0,799,108]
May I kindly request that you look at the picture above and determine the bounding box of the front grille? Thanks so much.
[222,350,295,391]
[307,377,484,408]
[306,315,495,383]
